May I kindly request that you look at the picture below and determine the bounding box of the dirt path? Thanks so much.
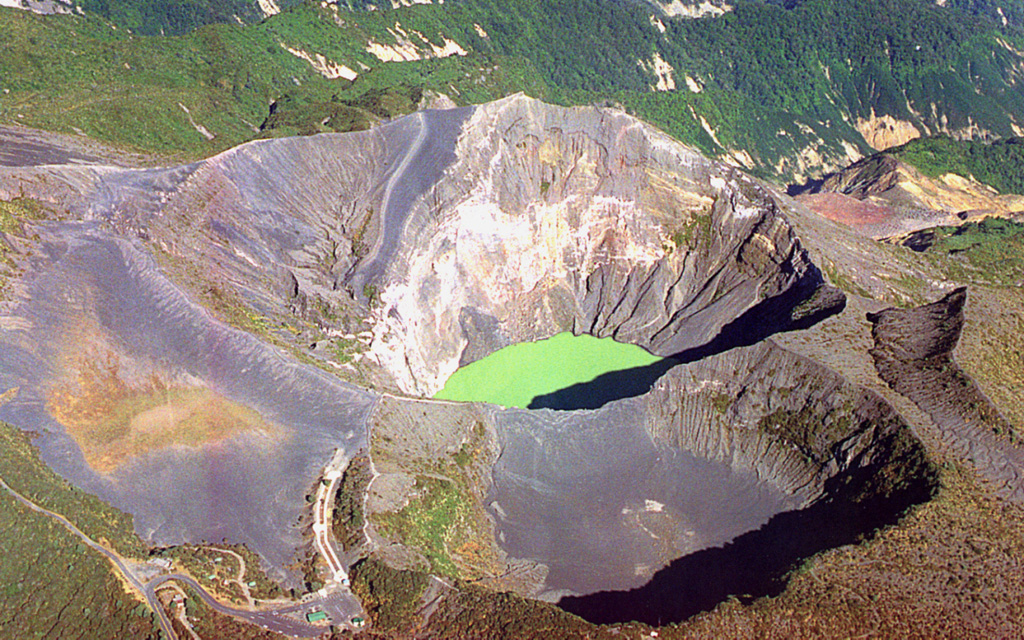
[207,547,255,608]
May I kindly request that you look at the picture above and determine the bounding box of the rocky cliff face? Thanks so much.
[366,96,838,394]
[363,338,935,609]
[1,97,839,400]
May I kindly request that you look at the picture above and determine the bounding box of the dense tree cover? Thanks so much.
[941,0,1024,30]
[893,135,1024,195]
[331,454,371,551]
[2,0,1024,176]
[349,556,429,635]
[76,0,263,35]
[348,555,630,639]
[0,422,145,557]
[0,498,161,640]
[0,422,160,638]
[422,581,623,640]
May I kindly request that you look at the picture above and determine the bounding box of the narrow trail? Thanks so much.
[351,111,429,293]
[361,395,383,551]
[208,546,255,607]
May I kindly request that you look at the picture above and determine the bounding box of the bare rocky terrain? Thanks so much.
[2,95,1023,634]
[795,152,1024,239]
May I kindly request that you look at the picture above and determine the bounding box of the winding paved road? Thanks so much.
[145,575,323,638]
[0,476,178,639]
[0,474,345,638]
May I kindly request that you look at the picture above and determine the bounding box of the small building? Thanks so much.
[306,611,329,623]
[350,617,365,629]
[149,558,172,570]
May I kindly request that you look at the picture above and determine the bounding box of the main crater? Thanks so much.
[0,95,938,625]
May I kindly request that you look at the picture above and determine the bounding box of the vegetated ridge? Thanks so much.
[3,0,1024,180]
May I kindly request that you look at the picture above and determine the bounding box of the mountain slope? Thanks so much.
[3,0,1024,181]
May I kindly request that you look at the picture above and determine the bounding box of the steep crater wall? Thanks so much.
[485,341,936,618]
[367,96,842,395]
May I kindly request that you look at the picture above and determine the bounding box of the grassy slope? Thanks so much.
[913,217,1024,432]
[892,135,1024,195]
[0,422,160,638]
[0,3,553,161]
[672,465,1024,638]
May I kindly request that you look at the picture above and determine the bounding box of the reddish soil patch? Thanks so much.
[797,192,895,229]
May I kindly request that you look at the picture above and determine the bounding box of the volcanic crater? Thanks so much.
[0,95,939,624]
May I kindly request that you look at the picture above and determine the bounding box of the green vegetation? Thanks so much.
[350,553,626,639]
[3,0,1024,178]
[0,196,57,300]
[712,393,732,415]
[0,197,45,234]
[916,217,1024,286]
[0,421,144,556]
[0,421,161,638]
[423,579,623,640]
[332,454,371,551]
[373,476,473,576]
[369,404,499,581]
[0,4,551,160]
[670,211,714,250]
[759,405,855,465]
[893,136,1024,195]
[350,556,429,635]
[434,332,662,408]
[76,0,288,36]
[150,543,283,604]
[821,258,872,299]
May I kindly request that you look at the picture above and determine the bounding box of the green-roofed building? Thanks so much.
[306,611,329,623]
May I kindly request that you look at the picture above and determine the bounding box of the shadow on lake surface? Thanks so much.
[529,278,846,411]
[528,358,680,411]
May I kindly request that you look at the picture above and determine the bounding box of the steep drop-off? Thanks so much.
[366,96,841,394]
[797,152,1024,238]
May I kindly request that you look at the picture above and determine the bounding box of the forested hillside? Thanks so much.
[893,136,1024,195]
[3,0,1023,179]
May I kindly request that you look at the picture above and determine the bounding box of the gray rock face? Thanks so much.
[367,95,840,394]
[1,96,839,397]
[486,340,933,599]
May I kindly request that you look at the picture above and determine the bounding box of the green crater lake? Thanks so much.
[434,332,666,409]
